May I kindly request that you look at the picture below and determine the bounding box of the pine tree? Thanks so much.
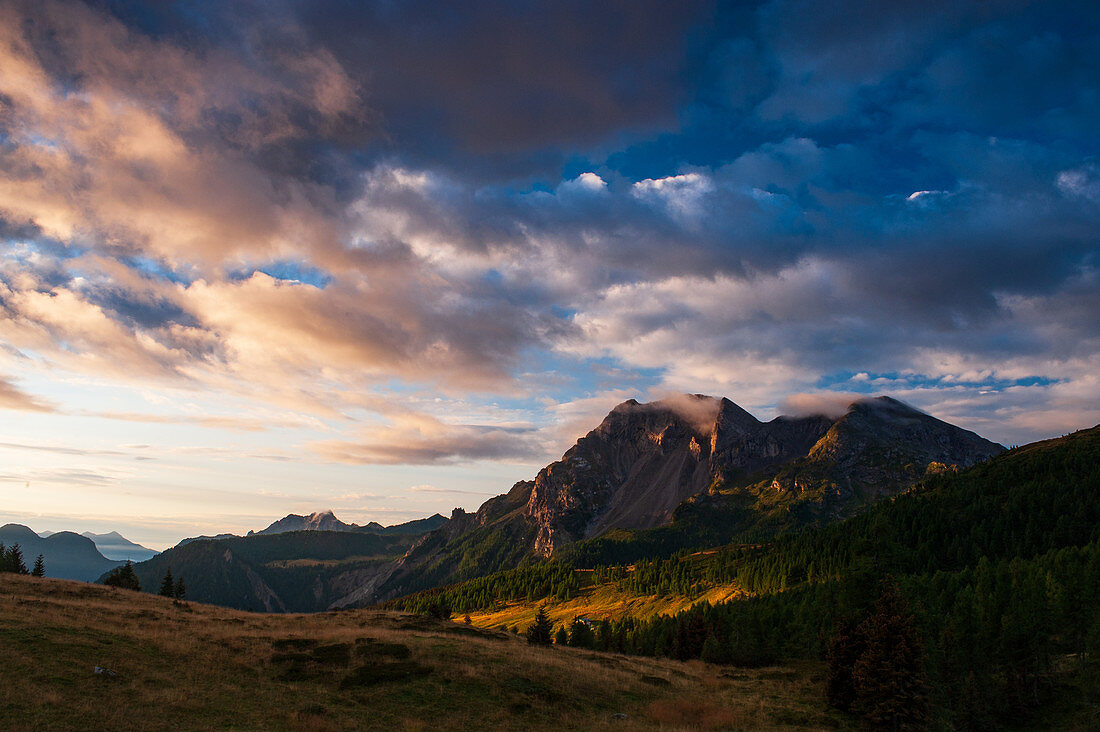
[31,554,45,577]
[6,543,27,574]
[701,633,728,665]
[426,596,451,620]
[103,561,141,591]
[554,625,568,646]
[159,569,175,597]
[850,584,930,729]
[526,605,554,646]
[826,616,865,712]
[174,576,186,601]
[568,619,595,649]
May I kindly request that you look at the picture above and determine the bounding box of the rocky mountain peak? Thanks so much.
[362,392,1006,605]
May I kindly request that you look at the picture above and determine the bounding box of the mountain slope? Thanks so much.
[0,524,122,581]
[354,393,1002,605]
[119,525,444,611]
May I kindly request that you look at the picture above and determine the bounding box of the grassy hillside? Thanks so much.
[0,574,844,730]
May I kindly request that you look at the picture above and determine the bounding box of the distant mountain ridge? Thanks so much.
[80,531,159,562]
[115,517,449,611]
[0,524,121,581]
[243,511,448,538]
[249,510,356,535]
[350,393,1003,606]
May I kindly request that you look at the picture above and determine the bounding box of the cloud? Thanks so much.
[780,392,862,419]
[0,442,123,457]
[0,376,54,412]
[407,484,498,496]
[0,468,120,486]
[1057,164,1100,203]
[310,414,542,465]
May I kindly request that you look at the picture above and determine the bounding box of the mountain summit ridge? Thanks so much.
[355,393,1003,606]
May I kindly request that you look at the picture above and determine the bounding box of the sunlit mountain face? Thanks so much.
[0,0,1097,548]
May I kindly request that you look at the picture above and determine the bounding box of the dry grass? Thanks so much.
[0,574,848,730]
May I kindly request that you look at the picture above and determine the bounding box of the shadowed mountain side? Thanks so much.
[113,526,443,612]
[354,394,1002,606]
[0,524,122,581]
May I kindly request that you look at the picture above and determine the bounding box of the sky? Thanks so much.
[0,0,1097,550]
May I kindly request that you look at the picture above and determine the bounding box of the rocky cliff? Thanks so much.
[352,393,1004,605]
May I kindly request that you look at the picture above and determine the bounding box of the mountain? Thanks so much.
[176,533,240,546]
[80,531,159,562]
[249,510,355,535]
[247,511,448,537]
[389,425,1100,729]
[0,524,122,581]
[351,394,1002,605]
[112,518,448,612]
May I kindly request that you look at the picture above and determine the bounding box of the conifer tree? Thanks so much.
[103,561,141,591]
[700,633,728,665]
[159,569,175,597]
[568,619,595,649]
[31,554,45,577]
[554,625,568,646]
[526,605,553,646]
[6,543,27,574]
[174,576,186,601]
[826,616,865,712]
[850,584,930,728]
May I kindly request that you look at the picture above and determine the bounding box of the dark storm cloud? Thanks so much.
[295,1,712,164]
[83,0,713,183]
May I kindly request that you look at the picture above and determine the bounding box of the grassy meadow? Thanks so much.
[0,574,846,730]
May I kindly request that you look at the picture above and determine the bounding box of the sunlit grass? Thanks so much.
[466,580,745,633]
